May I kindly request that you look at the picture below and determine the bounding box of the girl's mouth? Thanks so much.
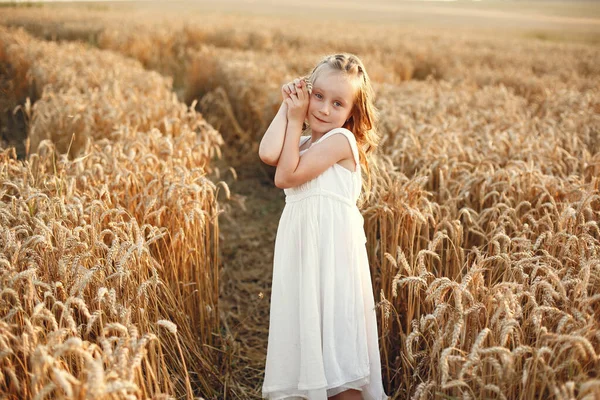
[314,115,327,123]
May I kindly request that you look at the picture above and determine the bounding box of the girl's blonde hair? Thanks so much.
[304,53,381,204]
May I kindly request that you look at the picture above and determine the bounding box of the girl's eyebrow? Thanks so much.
[332,96,348,105]
[313,87,348,104]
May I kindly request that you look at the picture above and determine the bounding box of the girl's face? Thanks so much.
[307,66,356,135]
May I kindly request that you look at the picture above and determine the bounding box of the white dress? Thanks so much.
[262,127,389,400]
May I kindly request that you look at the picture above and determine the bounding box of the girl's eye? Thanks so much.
[315,93,322,99]
[334,101,342,107]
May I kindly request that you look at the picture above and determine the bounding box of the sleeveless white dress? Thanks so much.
[262,127,389,400]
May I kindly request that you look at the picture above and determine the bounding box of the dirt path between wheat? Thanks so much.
[213,155,283,399]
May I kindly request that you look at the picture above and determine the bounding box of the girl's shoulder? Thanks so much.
[326,127,354,136]
[322,127,357,145]
[321,128,360,163]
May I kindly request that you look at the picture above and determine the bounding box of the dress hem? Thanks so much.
[262,369,371,393]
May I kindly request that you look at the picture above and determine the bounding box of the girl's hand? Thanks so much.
[281,77,301,101]
[281,76,312,101]
[285,80,309,125]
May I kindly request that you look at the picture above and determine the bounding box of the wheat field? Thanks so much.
[0,2,599,399]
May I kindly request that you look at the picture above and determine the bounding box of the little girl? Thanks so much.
[258,53,388,400]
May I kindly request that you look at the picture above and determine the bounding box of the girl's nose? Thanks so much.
[320,104,329,115]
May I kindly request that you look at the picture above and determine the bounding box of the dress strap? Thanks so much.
[299,136,311,147]
[314,128,360,169]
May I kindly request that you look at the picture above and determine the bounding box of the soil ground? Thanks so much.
[212,154,283,398]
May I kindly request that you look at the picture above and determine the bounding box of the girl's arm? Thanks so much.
[259,77,307,166]
[258,101,288,166]
[274,112,304,187]
[274,80,307,188]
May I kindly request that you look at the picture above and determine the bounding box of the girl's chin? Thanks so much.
[309,118,337,132]
[309,125,326,135]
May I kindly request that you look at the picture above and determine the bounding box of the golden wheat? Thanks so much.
[1,5,599,400]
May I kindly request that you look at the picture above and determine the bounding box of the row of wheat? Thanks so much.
[362,50,599,397]
[0,26,231,399]
[2,8,597,165]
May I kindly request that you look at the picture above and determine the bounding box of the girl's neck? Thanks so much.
[309,128,329,145]
[310,134,324,144]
